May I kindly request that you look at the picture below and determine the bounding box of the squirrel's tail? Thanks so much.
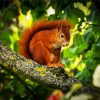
[19,20,74,59]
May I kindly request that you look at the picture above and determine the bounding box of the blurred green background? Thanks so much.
[0,0,100,100]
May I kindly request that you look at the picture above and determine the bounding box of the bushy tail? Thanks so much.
[19,20,74,59]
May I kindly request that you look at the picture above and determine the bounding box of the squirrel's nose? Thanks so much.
[62,41,68,47]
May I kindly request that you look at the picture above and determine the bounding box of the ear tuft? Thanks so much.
[57,23,62,32]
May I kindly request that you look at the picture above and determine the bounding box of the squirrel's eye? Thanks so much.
[60,34,64,38]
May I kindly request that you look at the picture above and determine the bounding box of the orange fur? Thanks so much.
[19,20,74,67]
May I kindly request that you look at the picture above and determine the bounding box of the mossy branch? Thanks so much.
[0,41,80,91]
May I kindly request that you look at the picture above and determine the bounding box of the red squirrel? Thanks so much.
[19,20,73,67]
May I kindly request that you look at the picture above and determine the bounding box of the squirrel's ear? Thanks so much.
[57,23,62,32]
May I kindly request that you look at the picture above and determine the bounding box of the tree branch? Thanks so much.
[0,41,80,91]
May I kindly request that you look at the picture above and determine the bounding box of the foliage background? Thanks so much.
[0,0,100,100]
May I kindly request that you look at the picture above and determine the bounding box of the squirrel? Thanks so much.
[19,20,74,67]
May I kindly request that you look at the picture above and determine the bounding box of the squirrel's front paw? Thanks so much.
[47,63,64,68]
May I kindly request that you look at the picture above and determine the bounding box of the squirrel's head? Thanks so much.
[52,24,70,49]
